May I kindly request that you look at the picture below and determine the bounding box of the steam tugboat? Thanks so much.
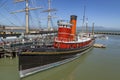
[19,15,95,78]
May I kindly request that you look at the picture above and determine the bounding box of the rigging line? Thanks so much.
[3,5,23,26]
[30,0,42,28]
[0,20,4,25]
[29,12,36,28]
[14,2,26,27]
[0,0,8,8]
[0,12,16,26]
[50,17,54,28]
[35,0,44,22]
[38,20,41,29]
[14,2,24,12]
[0,8,15,25]
[12,12,24,26]
[31,0,36,7]
[29,0,38,17]
[29,11,38,28]
[81,6,86,33]
[32,0,40,7]
[0,0,22,26]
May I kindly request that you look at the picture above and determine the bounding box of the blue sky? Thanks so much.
[0,0,120,30]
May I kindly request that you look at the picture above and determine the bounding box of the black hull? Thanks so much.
[19,39,94,78]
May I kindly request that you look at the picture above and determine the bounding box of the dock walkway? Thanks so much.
[94,32,120,35]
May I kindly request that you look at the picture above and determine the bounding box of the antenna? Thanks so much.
[11,0,42,33]
[42,0,57,31]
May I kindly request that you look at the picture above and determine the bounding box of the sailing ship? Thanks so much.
[9,0,95,78]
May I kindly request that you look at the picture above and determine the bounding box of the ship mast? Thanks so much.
[26,0,29,33]
[11,0,42,33]
[86,21,88,34]
[82,6,86,33]
[92,22,95,36]
[42,0,56,31]
[48,0,51,30]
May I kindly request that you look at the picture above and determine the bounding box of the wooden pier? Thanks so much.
[94,32,120,35]
[0,46,19,59]
[0,30,57,38]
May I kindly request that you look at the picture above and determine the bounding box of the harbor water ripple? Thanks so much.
[0,35,120,80]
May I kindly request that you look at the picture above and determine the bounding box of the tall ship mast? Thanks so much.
[11,0,42,33]
[42,0,57,30]
[81,6,89,34]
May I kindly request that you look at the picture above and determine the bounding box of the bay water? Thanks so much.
[0,35,120,80]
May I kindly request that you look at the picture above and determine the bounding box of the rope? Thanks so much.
[30,0,42,28]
